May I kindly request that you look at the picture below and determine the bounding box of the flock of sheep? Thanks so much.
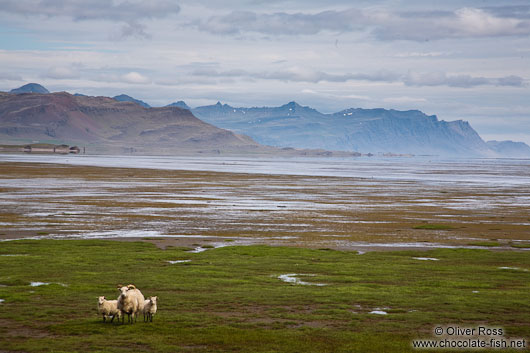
[97,284,157,324]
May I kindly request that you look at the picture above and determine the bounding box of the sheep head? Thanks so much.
[118,285,129,296]
[150,296,158,305]
[98,296,106,305]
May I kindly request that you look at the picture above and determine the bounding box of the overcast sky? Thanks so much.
[1,0,529,143]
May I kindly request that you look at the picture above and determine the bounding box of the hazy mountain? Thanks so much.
[192,101,519,157]
[0,91,260,155]
[112,94,151,108]
[166,101,191,110]
[9,83,49,94]
[487,140,530,158]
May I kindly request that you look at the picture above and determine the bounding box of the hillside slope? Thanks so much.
[0,92,260,154]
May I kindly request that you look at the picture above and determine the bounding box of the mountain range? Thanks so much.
[0,90,261,155]
[190,101,528,158]
[2,83,529,157]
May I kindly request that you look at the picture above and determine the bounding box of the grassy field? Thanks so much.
[1,239,529,352]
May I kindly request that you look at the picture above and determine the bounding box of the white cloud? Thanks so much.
[449,7,524,37]
[121,71,150,84]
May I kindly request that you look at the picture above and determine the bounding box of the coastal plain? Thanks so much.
[0,159,529,352]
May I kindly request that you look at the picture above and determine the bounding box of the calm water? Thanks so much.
[1,154,529,187]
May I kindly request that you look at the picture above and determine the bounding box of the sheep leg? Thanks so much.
[102,315,106,323]
[110,315,115,323]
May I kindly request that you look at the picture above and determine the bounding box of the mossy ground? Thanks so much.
[1,240,529,352]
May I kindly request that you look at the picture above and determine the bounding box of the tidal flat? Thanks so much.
[0,158,529,250]
[0,158,529,352]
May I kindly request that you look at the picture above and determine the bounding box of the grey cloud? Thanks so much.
[196,9,363,35]
[191,67,525,87]
[194,6,530,40]
[484,5,530,19]
[114,22,152,40]
[403,72,525,88]
[496,75,525,86]
[0,0,180,21]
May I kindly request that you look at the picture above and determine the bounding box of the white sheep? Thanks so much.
[117,284,145,324]
[143,296,158,322]
[97,296,121,323]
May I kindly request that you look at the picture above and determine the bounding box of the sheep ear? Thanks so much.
[117,284,123,288]
[127,284,136,289]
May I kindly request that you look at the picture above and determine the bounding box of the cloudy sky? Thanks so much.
[1,0,529,143]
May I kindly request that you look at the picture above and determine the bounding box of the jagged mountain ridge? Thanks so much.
[166,101,191,110]
[191,101,499,157]
[0,91,260,154]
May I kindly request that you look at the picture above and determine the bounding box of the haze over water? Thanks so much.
[1,154,529,187]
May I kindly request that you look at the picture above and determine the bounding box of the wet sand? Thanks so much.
[0,160,529,251]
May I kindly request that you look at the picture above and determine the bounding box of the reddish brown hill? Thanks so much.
[0,92,260,154]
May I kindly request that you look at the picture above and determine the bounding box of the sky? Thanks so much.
[0,0,529,144]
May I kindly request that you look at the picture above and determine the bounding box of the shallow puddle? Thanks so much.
[369,310,388,315]
[30,282,50,287]
[277,274,327,286]
[413,257,439,261]
[498,266,528,272]
[167,260,191,264]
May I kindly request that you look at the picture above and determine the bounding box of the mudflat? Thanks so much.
[0,160,528,250]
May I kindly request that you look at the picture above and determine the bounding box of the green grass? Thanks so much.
[0,240,529,352]
[510,243,530,249]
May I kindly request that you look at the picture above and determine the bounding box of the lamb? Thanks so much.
[117,284,145,324]
[142,296,158,322]
[97,296,121,323]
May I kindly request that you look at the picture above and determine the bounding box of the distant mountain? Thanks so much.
[487,140,530,158]
[10,83,49,94]
[0,92,261,155]
[166,101,191,110]
[192,101,514,157]
[113,94,150,108]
